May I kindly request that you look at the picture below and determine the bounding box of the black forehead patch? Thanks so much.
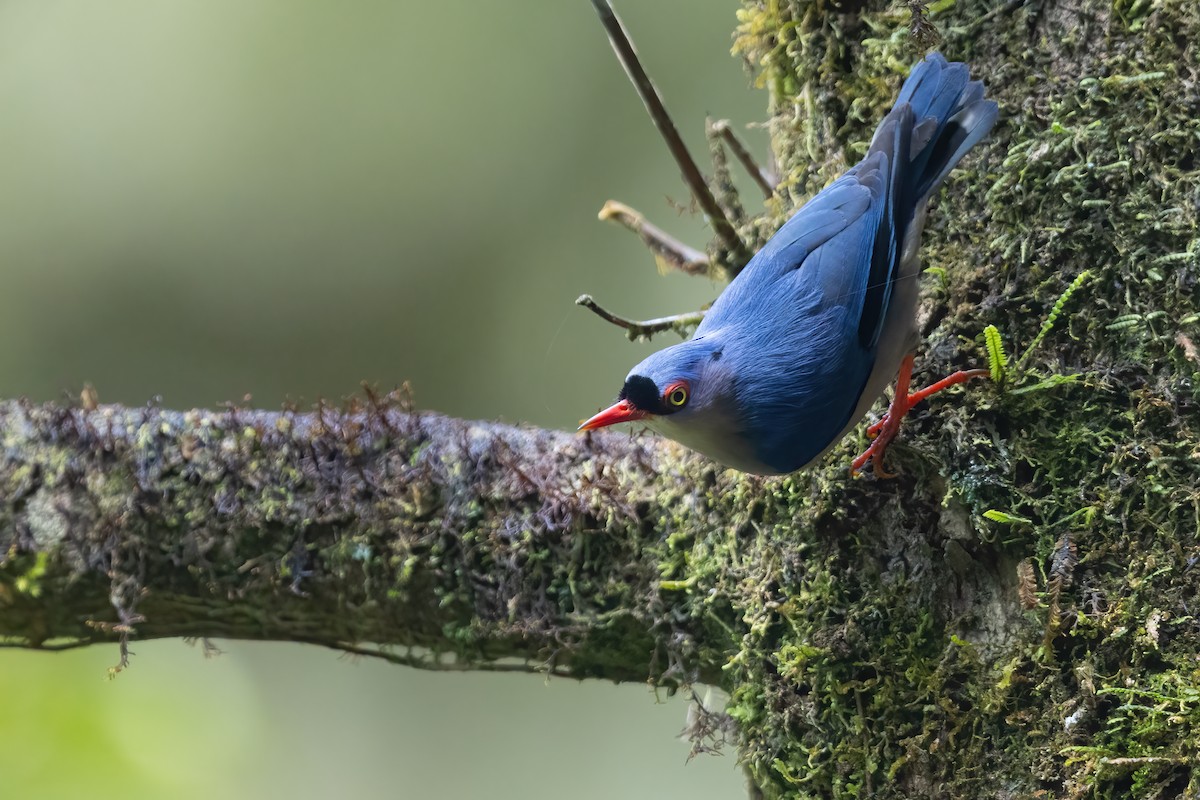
[620,374,661,412]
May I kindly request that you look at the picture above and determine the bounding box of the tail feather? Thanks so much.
[873,52,998,208]
[914,98,998,200]
[852,52,996,350]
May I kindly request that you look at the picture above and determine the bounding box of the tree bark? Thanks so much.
[3,0,1200,798]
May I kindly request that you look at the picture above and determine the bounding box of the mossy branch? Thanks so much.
[0,398,734,685]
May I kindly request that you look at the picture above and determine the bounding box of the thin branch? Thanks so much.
[576,294,706,341]
[704,117,750,236]
[589,0,751,270]
[598,200,710,276]
[707,119,776,199]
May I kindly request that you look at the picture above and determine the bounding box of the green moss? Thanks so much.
[12,551,49,598]
[705,0,1200,796]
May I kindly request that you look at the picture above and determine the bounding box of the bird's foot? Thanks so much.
[865,416,888,439]
[852,408,905,478]
[852,357,990,477]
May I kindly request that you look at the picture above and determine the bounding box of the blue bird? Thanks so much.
[580,53,998,476]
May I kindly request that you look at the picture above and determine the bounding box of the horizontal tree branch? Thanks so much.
[0,397,737,683]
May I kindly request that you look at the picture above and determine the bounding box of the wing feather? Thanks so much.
[696,175,878,335]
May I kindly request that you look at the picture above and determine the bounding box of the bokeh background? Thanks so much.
[0,1,769,797]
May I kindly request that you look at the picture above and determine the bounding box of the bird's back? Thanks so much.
[694,53,997,474]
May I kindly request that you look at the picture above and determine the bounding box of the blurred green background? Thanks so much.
[0,1,769,797]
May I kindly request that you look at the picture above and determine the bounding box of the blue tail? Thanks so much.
[883,52,998,206]
[852,52,996,348]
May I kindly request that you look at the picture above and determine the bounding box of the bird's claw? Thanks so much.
[865,416,889,439]
[852,413,904,478]
[851,360,991,477]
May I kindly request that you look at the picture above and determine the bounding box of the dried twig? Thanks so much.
[576,294,706,341]
[708,119,776,199]
[598,200,710,276]
[904,1,941,47]
[589,0,750,270]
[323,641,575,677]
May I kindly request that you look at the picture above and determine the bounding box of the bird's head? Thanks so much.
[579,335,773,471]
[578,337,729,434]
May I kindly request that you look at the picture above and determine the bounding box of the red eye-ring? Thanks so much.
[663,381,690,408]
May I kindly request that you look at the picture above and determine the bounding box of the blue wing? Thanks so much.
[696,161,894,473]
[687,52,997,473]
[699,52,997,353]
[696,169,882,335]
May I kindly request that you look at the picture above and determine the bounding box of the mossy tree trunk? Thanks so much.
[2,1,1199,798]
[723,0,1200,797]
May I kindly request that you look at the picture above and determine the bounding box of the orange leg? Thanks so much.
[852,355,990,477]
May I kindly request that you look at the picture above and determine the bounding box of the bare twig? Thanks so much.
[576,294,706,341]
[598,200,710,276]
[589,0,751,271]
[704,117,749,236]
[708,119,776,199]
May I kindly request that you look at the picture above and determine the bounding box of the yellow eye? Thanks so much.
[665,382,689,408]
